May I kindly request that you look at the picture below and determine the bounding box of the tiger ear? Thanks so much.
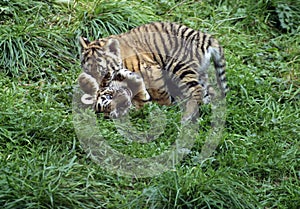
[81,94,95,105]
[79,37,90,49]
[104,39,121,58]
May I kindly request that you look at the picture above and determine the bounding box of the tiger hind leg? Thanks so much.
[181,83,204,123]
[182,100,199,123]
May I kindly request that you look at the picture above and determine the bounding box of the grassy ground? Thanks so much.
[0,0,299,208]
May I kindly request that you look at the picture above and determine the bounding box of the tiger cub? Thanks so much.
[79,68,150,118]
[78,22,228,122]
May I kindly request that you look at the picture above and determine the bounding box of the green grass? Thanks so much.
[0,0,299,208]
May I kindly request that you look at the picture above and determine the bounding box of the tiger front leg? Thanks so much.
[78,72,99,105]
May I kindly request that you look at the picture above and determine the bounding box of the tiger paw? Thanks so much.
[78,72,99,95]
[81,93,96,105]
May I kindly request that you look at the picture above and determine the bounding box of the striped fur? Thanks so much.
[79,22,228,122]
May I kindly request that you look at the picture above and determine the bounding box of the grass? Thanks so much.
[0,0,299,208]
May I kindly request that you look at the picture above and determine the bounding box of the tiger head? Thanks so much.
[79,37,123,87]
[93,86,133,119]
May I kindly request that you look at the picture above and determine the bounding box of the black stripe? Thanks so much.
[157,92,168,100]
[201,34,207,54]
[186,81,199,88]
[165,22,174,48]
[176,24,184,36]
[221,77,227,82]
[152,24,168,61]
[95,50,103,57]
[123,59,129,69]
[170,46,192,74]
[179,70,196,79]
[135,55,142,72]
[185,29,195,39]
[169,28,180,60]
[215,62,226,69]
[169,22,174,34]
[139,26,162,67]
[187,32,197,48]
[219,45,223,54]
[156,84,167,90]
[141,24,165,67]
[163,24,177,49]
[111,58,119,69]
[152,41,166,67]
[168,25,190,67]
[96,57,103,62]
[207,37,212,50]
[195,47,202,63]
[130,61,135,72]
[218,70,226,77]
[180,27,188,39]
[153,76,164,82]
[176,31,194,65]
[172,62,185,75]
